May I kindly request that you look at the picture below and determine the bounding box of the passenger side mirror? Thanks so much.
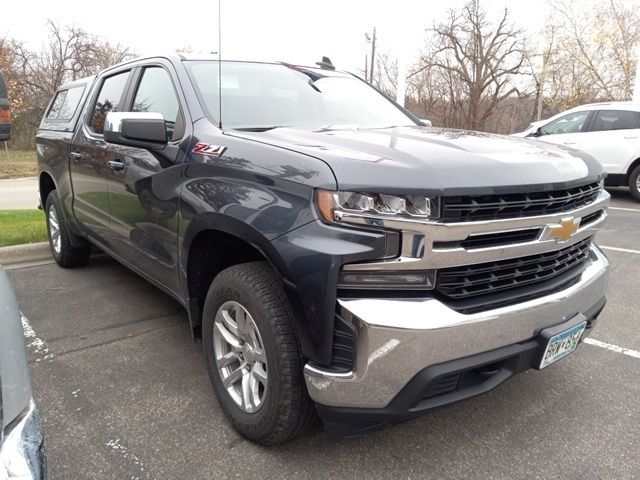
[419,118,433,127]
[532,126,543,137]
[104,112,167,150]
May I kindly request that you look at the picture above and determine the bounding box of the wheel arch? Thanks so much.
[181,212,301,341]
[39,170,57,207]
[626,156,640,177]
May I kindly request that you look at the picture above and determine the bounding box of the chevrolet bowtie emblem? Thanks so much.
[547,217,580,242]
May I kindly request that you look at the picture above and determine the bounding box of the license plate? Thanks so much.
[539,321,587,369]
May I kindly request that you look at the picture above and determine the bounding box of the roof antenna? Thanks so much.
[316,56,335,71]
[218,0,223,129]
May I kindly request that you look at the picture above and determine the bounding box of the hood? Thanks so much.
[228,126,604,195]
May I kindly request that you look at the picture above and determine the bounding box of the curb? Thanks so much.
[0,242,51,267]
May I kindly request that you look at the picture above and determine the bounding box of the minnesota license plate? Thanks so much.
[539,321,587,369]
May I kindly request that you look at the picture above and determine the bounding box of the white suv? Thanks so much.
[514,102,640,200]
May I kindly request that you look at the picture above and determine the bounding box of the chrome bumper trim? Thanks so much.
[342,190,609,270]
[305,245,609,409]
[0,401,46,480]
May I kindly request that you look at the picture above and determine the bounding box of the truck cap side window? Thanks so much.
[46,86,85,121]
[132,67,184,141]
[89,71,130,134]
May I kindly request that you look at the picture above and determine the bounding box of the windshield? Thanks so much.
[185,61,416,130]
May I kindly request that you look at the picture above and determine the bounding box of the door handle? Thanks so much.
[107,160,126,172]
[563,142,576,145]
[624,136,638,140]
[70,151,83,162]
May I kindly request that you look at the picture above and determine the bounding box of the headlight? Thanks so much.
[315,189,437,224]
[315,190,437,291]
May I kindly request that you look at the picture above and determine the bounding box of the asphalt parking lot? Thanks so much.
[6,188,640,480]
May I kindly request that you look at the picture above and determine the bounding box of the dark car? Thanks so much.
[0,70,11,141]
[36,55,610,444]
[0,268,47,478]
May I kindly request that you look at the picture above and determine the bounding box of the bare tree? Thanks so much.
[544,0,640,108]
[5,21,134,148]
[414,1,527,131]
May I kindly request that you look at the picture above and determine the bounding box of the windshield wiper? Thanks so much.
[233,126,291,132]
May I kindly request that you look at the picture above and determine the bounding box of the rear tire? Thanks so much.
[45,190,90,268]
[629,165,640,201]
[202,261,317,445]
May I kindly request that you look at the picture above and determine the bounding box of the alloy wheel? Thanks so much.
[48,206,61,254]
[213,300,268,413]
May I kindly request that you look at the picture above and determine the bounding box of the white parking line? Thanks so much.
[609,206,640,213]
[21,313,54,362]
[600,245,640,254]
[584,338,640,359]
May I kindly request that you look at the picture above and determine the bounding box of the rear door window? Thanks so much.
[591,110,640,132]
[89,71,130,134]
[46,86,85,121]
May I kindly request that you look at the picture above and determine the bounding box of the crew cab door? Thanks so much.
[70,68,133,240]
[104,61,187,294]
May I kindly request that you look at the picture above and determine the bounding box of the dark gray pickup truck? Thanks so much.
[36,54,610,444]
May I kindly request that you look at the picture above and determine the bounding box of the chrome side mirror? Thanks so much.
[104,112,167,150]
[419,118,432,127]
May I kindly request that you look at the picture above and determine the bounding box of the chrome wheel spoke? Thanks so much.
[251,363,268,385]
[214,321,242,349]
[222,366,243,388]
[253,347,267,364]
[241,371,253,411]
[235,306,248,337]
[216,351,237,368]
[220,309,240,337]
[248,372,261,410]
[247,321,260,346]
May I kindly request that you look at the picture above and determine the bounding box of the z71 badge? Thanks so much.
[192,142,226,157]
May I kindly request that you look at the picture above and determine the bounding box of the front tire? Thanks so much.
[629,165,640,201]
[202,261,317,445]
[45,190,90,268]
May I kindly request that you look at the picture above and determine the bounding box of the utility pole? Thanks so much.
[364,54,368,82]
[634,44,640,102]
[370,27,377,84]
[536,54,549,121]
[396,54,407,107]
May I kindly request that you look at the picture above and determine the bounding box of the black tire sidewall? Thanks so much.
[629,166,640,200]
[202,269,283,438]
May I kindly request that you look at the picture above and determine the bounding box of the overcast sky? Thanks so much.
[2,0,552,72]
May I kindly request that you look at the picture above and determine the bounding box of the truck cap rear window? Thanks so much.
[46,86,85,121]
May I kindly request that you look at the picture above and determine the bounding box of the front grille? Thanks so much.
[434,228,541,250]
[436,237,593,313]
[580,209,603,227]
[441,181,600,221]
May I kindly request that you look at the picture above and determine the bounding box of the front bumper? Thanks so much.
[1,401,47,480]
[304,245,609,433]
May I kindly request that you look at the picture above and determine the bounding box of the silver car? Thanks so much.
[0,267,46,479]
